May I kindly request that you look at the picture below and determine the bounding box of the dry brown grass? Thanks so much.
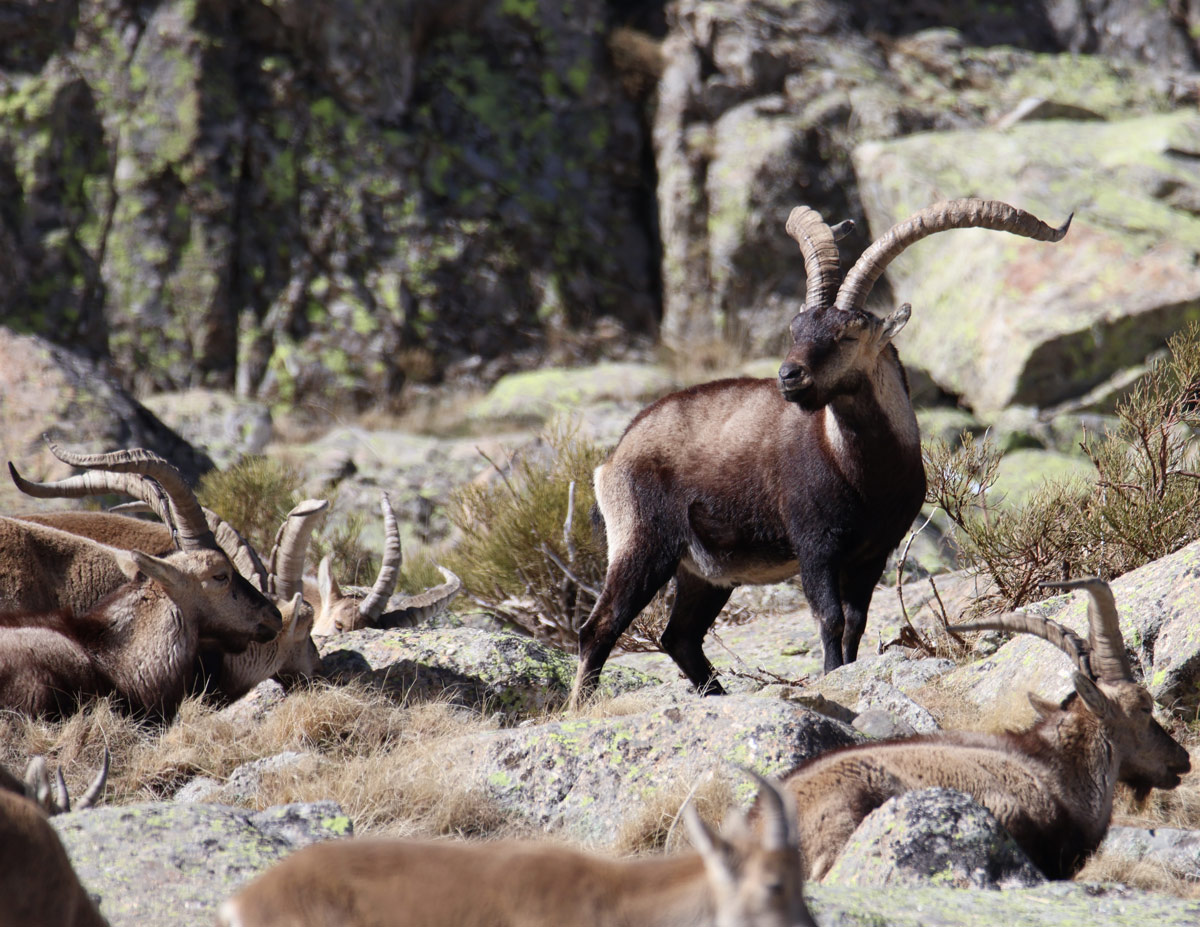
[0,683,522,840]
[1077,849,1200,898]
[613,773,736,856]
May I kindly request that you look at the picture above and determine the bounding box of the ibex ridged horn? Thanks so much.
[836,198,1072,313]
[358,492,402,622]
[9,464,177,538]
[955,611,1093,679]
[269,499,330,601]
[45,441,217,552]
[785,206,845,313]
[1039,577,1133,683]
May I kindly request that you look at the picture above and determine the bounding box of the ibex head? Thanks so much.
[778,199,1071,409]
[962,577,1190,800]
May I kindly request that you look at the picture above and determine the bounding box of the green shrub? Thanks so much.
[443,423,669,651]
[928,321,1200,613]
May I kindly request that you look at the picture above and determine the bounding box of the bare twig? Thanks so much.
[540,543,602,600]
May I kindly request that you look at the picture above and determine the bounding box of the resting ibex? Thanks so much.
[0,786,109,926]
[218,771,815,927]
[309,493,461,636]
[570,199,1071,704]
[0,447,282,718]
[762,578,1190,880]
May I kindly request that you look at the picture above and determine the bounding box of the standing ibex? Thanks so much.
[570,199,1071,704]
[218,770,815,927]
[762,578,1190,880]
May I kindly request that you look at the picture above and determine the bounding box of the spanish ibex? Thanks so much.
[0,754,110,927]
[570,199,1071,705]
[0,446,282,718]
[310,493,461,636]
[762,578,1189,880]
[218,770,815,927]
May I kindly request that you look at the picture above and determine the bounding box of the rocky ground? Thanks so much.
[3,335,1200,925]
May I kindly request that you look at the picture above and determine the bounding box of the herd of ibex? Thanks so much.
[2,198,1193,927]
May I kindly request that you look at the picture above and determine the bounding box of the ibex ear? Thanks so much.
[685,803,737,887]
[1072,671,1112,719]
[130,550,186,590]
[317,555,339,603]
[1027,692,1059,719]
[109,548,142,581]
[879,303,911,344]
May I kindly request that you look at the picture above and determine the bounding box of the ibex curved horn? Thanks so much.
[268,499,330,601]
[45,441,217,552]
[955,611,1093,678]
[377,565,462,629]
[9,463,177,541]
[836,199,1072,313]
[1039,577,1133,683]
[357,492,402,622]
[785,206,847,313]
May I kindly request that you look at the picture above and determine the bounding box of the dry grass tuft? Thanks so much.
[1077,849,1200,898]
[613,773,736,856]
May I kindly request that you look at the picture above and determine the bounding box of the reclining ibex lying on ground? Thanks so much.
[218,770,815,927]
[0,446,282,718]
[570,199,1071,705]
[760,578,1190,880]
[0,754,110,927]
[11,462,326,701]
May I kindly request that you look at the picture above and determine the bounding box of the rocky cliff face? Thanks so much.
[3,0,1199,415]
[0,0,657,405]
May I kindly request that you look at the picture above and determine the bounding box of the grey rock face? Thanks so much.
[1102,825,1200,880]
[320,626,657,717]
[433,694,860,844]
[52,801,352,927]
[824,788,1046,889]
[0,328,214,514]
[855,679,941,734]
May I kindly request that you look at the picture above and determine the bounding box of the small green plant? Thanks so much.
[196,455,375,588]
[196,455,303,557]
[444,423,669,651]
[928,322,1200,613]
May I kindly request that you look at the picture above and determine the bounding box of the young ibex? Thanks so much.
[310,493,461,636]
[0,763,110,927]
[0,447,282,719]
[570,199,1071,704]
[763,578,1190,880]
[218,771,815,927]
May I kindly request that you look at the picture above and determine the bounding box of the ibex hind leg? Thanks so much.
[570,548,679,706]
[660,571,732,694]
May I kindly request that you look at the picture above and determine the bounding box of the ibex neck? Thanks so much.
[93,582,197,717]
[1036,709,1119,842]
[601,853,714,927]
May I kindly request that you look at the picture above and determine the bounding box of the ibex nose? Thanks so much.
[778,361,812,391]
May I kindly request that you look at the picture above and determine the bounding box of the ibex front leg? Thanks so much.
[798,561,849,673]
[840,554,888,665]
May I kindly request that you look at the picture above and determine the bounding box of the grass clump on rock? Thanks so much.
[927,321,1200,613]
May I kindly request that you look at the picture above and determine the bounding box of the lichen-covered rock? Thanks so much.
[319,626,657,717]
[855,679,940,734]
[141,388,273,469]
[1101,825,1200,880]
[946,538,1200,713]
[0,326,214,512]
[51,801,352,927]
[433,694,859,844]
[824,788,1045,889]
[805,876,1200,926]
[467,362,677,426]
[855,111,1200,413]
